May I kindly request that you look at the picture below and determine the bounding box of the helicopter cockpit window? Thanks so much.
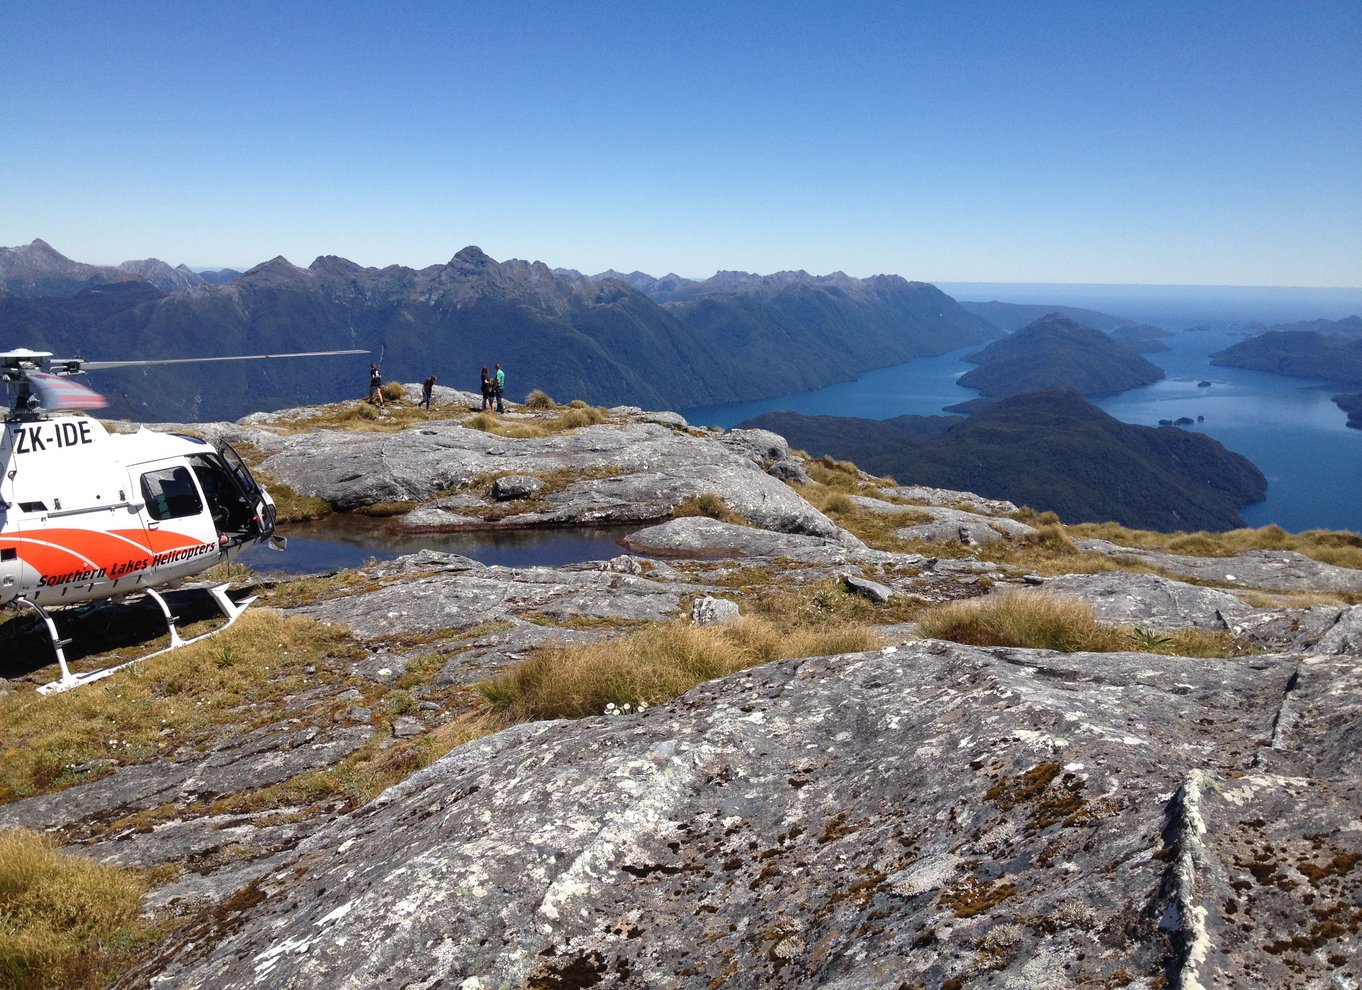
[140,467,204,521]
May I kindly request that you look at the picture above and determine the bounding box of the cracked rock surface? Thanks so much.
[7,409,1360,990]
[119,643,1358,990]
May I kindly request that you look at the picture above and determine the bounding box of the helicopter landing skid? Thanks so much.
[29,584,257,695]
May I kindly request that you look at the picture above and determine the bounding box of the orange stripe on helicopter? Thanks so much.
[1,528,207,577]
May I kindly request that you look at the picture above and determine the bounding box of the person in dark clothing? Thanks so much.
[480,366,494,410]
[369,363,385,407]
[494,363,505,413]
[421,375,436,410]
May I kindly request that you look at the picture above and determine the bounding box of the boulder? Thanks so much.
[490,474,546,501]
[690,596,740,626]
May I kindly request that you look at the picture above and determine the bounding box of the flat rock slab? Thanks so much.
[622,517,866,560]
[0,722,372,836]
[890,505,1037,545]
[879,485,1019,515]
[1020,571,1254,631]
[293,551,685,641]
[127,641,1358,990]
[1077,540,1362,592]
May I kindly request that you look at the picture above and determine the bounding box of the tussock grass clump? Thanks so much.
[921,592,1129,652]
[751,576,924,626]
[479,617,882,721]
[269,400,443,434]
[522,389,556,410]
[919,591,1245,657]
[0,827,151,990]
[464,403,607,439]
[805,489,936,550]
[672,492,748,525]
[807,456,863,492]
[1010,507,1062,527]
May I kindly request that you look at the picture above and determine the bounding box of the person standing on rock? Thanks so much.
[369,362,385,407]
[421,375,436,410]
[494,363,505,413]
[480,366,494,410]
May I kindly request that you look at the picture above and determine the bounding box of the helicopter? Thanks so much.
[0,346,366,693]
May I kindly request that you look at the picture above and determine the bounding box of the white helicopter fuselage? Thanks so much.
[0,414,276,609]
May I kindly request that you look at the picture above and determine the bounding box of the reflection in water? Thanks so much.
[240,515,644,575]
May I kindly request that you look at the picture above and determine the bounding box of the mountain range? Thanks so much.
[1,240,997,422]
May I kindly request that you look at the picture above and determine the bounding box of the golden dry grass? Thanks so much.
[0,828,151,990]
[918,591,1246,657]
[672,492,749,525]
[1067,521,1362,571]
[479,616,883,721]
[0,610,361,801]
[462,403,607,439]
[234,709,504,810]
[521,389,556,410]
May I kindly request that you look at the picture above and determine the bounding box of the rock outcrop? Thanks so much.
[2,403,1360,989]
[104,637,1361,990]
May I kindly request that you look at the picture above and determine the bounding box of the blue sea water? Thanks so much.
[684,288,1362,535]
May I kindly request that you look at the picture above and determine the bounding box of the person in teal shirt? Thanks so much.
[494,363,505,413]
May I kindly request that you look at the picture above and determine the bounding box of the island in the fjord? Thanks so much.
[954,312,1166,400]
[959,299,1173,353]
[1210,315,1362,428]
[741,387,1266,532]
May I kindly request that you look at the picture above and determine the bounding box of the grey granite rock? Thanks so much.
[1018,572,1255,632]
[690,595,740,625]
[623,517,866,561]
[249,419,858,545]
[720,427,790,464]
[122,641,1358,990]
[1077,540,1362,592]
[491,474,546,501]
[842,574,893,603]
[879,485,1020,515]
[767,458,813,484]
[295,551,683,641]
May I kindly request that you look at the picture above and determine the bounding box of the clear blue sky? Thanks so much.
[4,0,1359,286]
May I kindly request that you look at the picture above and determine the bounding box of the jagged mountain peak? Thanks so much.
[451,245,494,267]
[116,257,205,293]
[240,256,313,285]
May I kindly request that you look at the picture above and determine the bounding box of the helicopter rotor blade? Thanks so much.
[26,370,110,410]
[71,348,370,372]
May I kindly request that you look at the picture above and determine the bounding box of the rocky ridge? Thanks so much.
[1,397,1359,989]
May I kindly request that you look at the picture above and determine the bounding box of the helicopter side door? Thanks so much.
[127,459,224,588]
